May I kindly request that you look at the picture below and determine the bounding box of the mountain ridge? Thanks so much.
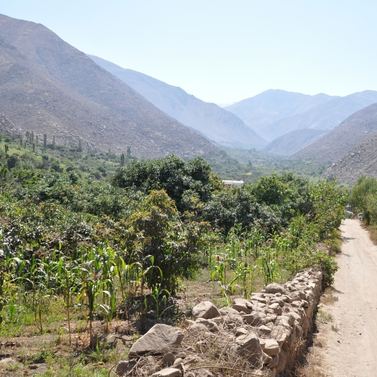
[228,90,377,156]
[0,13,220,159]
[295,102,377,164]
[90,55,266,149]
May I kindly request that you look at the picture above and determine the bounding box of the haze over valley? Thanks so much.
[1,12,377,183]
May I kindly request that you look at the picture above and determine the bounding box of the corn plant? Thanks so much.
[258,246,279,285]
[15,255,56,334]
[55,255,79,346]
[78,247,106,348]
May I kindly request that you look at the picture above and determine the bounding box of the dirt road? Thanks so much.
[312,219,377,377]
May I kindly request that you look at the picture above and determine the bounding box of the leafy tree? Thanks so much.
[113,155,214,212]
[123,190,201,294]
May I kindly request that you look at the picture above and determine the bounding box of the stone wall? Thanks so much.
[115,268,323,377]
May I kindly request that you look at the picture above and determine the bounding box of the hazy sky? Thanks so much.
[1,0,377,104]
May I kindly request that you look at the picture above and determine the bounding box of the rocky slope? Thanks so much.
[295,102,377,164]
[325,134,377,184]
[0,113,16,135]
[90,55,266,149]
[0,14,219,158]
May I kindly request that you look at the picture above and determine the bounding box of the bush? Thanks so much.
[313,252,338,287]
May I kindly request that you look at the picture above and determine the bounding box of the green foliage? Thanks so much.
[351,176,377,225]
[123,190,202,294]
[0,134,345,349]
[112,155,214,212]
[312,252,338,287]
[309,180,347,239]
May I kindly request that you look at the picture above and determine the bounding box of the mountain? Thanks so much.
[90,55,266,149]
[326,134,377,184]
[264,128,326,156]
[0,14,220,158]
[265,90,377,141]
[227,90,377,156]
[295,102,377,164]
[227,90,333,141]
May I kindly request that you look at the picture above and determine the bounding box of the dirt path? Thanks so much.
[305,219,377,377]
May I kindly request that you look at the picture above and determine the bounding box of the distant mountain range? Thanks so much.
[0,14,221,159]
[227,89,377,156]
[227,90,332,141]
[90,55,265,149]
[2,12,377,181]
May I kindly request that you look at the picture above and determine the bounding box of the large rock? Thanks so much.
[232,298,252,313]
[129,324,184,358]
[243,312,267,326]
[235,333,263,364]
[264,283,288,295]
[260,338,280,357]
[192,301,220,319]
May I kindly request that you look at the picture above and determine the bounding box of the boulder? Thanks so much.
[235,333,263,364]
[129,324,184,358]
[232,298,252,313]
[264,283,288,295]
[192,301,220,319]
[260,338,280,357]
[243,312,266,326]
[271,325,291,345]
[258,325,272,335]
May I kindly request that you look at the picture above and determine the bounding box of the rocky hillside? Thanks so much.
[295,102,377,164]
[0,113,16,135]
[326,134,377,184]
[0,14,220,158]
[264,128,325,156]
[90,55,266,149]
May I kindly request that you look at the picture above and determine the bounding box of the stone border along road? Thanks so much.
[115,268,323,377]
[311,219,377,377]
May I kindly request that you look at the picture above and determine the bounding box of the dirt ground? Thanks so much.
[300,219,377,377]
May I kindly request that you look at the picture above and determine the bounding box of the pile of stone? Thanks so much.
[115,268,322,377]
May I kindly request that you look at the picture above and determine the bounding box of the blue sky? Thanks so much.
[1,0,377,104]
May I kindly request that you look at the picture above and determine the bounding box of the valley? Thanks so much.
[1,5,377,377]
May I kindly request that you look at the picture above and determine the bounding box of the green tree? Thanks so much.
[123,190,201,294]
